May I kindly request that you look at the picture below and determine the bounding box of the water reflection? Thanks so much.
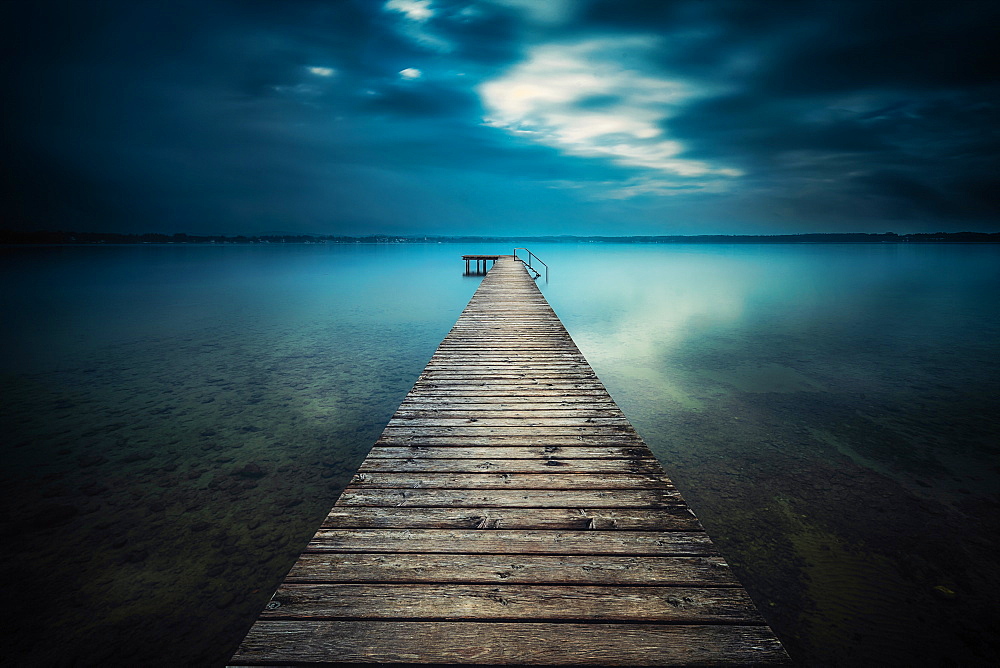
[541,243,1000,665]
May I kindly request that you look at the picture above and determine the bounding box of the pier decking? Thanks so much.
[230,256,789,666]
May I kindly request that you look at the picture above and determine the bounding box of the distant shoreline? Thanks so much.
[2,230,999,245]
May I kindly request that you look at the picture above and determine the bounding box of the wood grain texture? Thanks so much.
[286,553,737,585]
[365,445,653,458]
[334,487,684,508]
[386,418,633,428]
[261,583,764,623]
[357,458,665,473]
[374,435,646,445]
[379,426,638,437]
[232,621,790,666]
[347,471,675,489]
[321,506,704,531]
[304,529,716,555]
[392,408,626,419]
[229,256,788,666]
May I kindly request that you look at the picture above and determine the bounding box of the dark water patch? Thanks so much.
[644,389,1000,664]
[0,244,487,665]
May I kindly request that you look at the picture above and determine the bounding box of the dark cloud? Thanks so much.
[753,2,1000,94]
[2,0,998,235]
[667,94,889,159]
[580,0,1000,92]
[361,81,481,117]
[425,0,524,64]
[665,87,1000,224]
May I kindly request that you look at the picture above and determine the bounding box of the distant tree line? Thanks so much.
[0,231,400,244]
[2,229,999,245]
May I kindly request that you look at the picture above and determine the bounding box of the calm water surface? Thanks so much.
[2,243,998,666]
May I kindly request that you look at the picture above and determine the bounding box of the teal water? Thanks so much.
[2,243,998,665]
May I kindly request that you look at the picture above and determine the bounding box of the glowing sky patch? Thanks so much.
[399,67,423,79]
[384,0,433,22]
[479,38,742,187]
[307,66,335,77]
[384,0,452,53]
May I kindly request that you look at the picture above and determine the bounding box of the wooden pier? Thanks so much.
[230,256,789,666]
[463,254,501,275]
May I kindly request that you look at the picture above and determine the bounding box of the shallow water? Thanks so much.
[541,243,1000,665]
[2,242,998,666]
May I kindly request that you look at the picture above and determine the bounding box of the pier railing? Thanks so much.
[513,248,548,281]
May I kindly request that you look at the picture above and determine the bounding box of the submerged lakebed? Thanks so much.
[1,242,999,665]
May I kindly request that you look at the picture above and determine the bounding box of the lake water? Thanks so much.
[2,242,998,666]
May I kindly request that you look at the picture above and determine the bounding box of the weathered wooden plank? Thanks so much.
[420,370,597,376]
[446,330,571,336]
[304,529,715,555]
[421,368,596,378]
[403,388,615,396]
[412,381,608,388]
[433,346,586,352]
[366,446,653,458]
[454,319,566,323]
[402,392,619,400]
[417,376,605,383]
[394,408,625,418]
[358,458,664,474]
[321,506,703,530]
[347,472,674,489]
[397,404,622,413]
[437,336,575,341]
[408,388,612,396]
[418,374,598,380]
[444,333,571,338]
[335,488,684,508]
[425,354,588,360]
[231,621,790,666]
[433,351,579,355]
[261,584,762,623]
[399,396,620,405]
[386,417,631,427]
[393,405,622,414]
[418,365,588,371]
[419,361,589,367]
[422,365,595,372]
[379,426,638,437]
[373,435,646,446]
[439,339,576,346]
[416,370,593,377]
[453,322,566,326]
[448,329,571,333]
[286,553,734,585]
[449,320,566,324]
[441,332,571,337]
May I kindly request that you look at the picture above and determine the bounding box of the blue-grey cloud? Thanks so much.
[2,0,998,236]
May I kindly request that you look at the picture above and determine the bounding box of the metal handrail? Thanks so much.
[513,248,548,282]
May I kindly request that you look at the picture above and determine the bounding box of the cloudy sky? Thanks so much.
[3,0,998,236]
